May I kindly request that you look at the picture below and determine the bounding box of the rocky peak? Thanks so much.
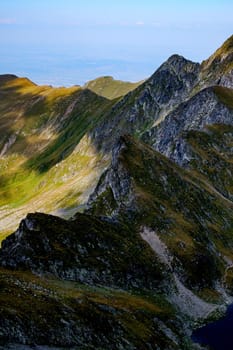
[160,54,200,77]
[87,135,136,217]
[147,54,200,97]
[91,54,200,154]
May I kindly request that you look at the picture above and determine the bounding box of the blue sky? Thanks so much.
[0,0,232,86]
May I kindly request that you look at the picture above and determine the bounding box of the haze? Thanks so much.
[0,0,232,86]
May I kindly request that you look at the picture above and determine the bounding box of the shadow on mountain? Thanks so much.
[0,75,114,174]
[24,89,114,173]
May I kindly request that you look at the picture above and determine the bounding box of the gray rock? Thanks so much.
[142,87,233,166]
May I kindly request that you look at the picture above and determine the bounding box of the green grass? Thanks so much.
[89,135,233,291]
[84,76,142,99]
[214,86,233,109]
[0,76,116,235]
[0,267,182,348]
[1,211,166,291]
[200,34,233,83]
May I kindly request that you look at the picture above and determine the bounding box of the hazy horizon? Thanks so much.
[0,0,232,86]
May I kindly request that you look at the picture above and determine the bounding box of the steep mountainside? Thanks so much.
[84,76,142,99]
[87,135,233,292]
[0,211,196,349]
[90,55,200,152]
[0,76,116,238]
[142,86,233,167]
[199,34,233,89]
[1,35,233,349]
[0,266,188,349]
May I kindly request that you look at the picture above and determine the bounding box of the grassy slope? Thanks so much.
[214,85,233,109]
[201,34,233,73]
[89,135,233,294]
[0,76,115,239]
[198,34,233,88]
[0,268,187,349]
[1,212,165,290]
[84,76,142,99]
[0,211,195,348]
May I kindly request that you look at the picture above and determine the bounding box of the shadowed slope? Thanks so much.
[88,135,233,292]
[0,267,186,349]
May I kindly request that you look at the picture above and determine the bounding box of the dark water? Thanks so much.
[192,304,233,349]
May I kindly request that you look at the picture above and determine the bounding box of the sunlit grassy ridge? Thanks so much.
[199,34,233,88]
[0,75,117,237]
[84,75,142,99]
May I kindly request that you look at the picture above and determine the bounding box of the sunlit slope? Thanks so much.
[0,75,114,238]
[84,75,142,99]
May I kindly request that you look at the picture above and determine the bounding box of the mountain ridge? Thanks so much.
[1,35,233,238]
[84,75,142,99]
[0,34,233,349]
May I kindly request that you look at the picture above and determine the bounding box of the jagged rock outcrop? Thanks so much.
[90,55,200,152]
[88,135,233,294]
[0,212,167,290]
[90,35,233,158]
[87,136,137,217]
[142,86,233,166]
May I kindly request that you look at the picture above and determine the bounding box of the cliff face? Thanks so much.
[142,87,233,167]
[90,36,233,158]
[90,55,200,152]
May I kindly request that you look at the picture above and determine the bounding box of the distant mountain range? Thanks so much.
[0,35,233,349]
